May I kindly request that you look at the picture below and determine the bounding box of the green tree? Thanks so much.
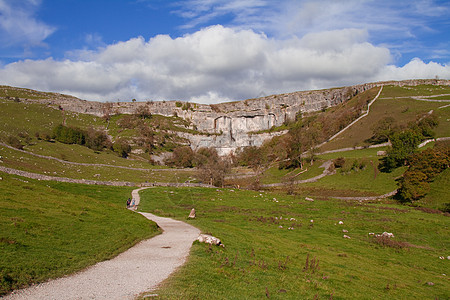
[367,116,396,144]
[379,129,423,172]
[165,146,195,168]
[396,147,449,202]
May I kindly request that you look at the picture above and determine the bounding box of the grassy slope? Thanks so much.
[319,85,450,152]
[0,144,195,183]
[0,173,160,295]
[416,168,450,211]
[0,98,196,183]
[137,187,449,299]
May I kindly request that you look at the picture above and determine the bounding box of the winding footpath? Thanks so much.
[3,187,200,300]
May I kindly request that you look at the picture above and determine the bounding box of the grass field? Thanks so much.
[0,144,195,183]
[137,187,449,299]
[319,85,450,152]
[0,174,160,296]
[416,168,450,212]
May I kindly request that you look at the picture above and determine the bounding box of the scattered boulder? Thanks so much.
[343,235,351,239]
[342,229,348,233]
[338,221,344,225]
[305,197,314,202]
[376,232,394,238]
[188,208,196,219]
[197,234,224,247]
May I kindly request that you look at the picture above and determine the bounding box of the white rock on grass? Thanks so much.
[197,234,224,247]
[343,235,351,239]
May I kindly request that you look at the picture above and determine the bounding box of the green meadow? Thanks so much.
[137,187,449,299]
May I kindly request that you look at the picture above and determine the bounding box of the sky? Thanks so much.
[0,0,449,104]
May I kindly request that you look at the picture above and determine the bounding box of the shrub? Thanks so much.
[334,157,346,168]
[197,159,230,187]
[85,128,109,151]
[7,136,23,150]
[175,101,182,108]
[182,102,191,111]
[53,124,86,145]
[113,139,131,158]
[135,106,152,119]
[165,146,195,168]
[117,115,138,129]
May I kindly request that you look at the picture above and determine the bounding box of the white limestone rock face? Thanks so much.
[21,79,450,155]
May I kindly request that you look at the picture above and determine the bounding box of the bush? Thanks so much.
[334,157,346,168]
[117,115,138,129]
[85,128,109,151]
[53,124,86,145]
[135,106,152,119]
[165,146,195,168]
[7,136,23,150]
[197,159,230,187]
[113,139,131,158]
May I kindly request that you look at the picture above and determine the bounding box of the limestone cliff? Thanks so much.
[10,79,450,155]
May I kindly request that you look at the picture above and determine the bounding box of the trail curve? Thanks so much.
[4,187,200,300]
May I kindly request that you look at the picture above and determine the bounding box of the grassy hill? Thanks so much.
[320,84,450,151]
[0,82,449,297]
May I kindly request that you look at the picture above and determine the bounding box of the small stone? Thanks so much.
[188,208,196,219]
[343,235,351,239]
[426,282,434,286]
[310,219,314,223]
[338,221,344,225]
[305,197,314,202]
[342,229,348,233]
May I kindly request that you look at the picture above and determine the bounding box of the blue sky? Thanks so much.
[0,0,449,103]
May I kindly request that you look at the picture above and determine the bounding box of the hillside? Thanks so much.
[2,79,449,156]
[1,80,449,298]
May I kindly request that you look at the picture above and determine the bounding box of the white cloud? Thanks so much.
[0,0,55,48]
[376,58,450,81]
[0,25,448,104]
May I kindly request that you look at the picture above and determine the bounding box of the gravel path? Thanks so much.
[3,188,200,300]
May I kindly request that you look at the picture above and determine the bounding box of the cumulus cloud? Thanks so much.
[0,25,448,104]
[0,0,55,48]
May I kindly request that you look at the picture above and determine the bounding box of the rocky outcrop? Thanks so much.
[9,79,450,155]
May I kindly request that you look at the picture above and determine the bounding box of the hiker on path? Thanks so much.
[126,198,131,208]
[131,198,135,208]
